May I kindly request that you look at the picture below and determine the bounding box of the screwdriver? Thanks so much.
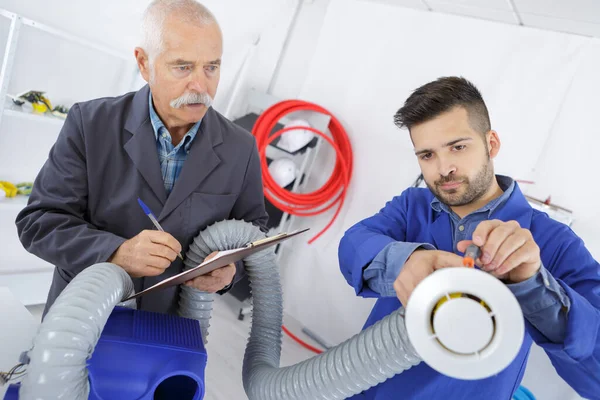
[462,244,481,268]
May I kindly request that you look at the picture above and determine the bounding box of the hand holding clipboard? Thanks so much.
[124,228,309,301]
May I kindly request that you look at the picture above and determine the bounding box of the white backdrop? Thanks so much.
[527,39,600,262]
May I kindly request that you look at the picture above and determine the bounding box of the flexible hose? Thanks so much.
[179,217,322,352]
[20,221,421,400]
[178,287,214,344]
[19,263,134,400]
[184,220,421,400]
[251,100,353,244]
[253,101,353,356]
[178,229,219,344]
[244,259,420,399]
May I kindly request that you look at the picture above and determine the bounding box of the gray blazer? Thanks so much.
[16,85,268,316]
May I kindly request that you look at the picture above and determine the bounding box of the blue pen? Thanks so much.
[137,198,184,261]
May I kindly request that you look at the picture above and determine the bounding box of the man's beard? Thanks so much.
[426,160,495,207]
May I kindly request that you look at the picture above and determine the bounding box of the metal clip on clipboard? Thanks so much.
[124,228,309,301]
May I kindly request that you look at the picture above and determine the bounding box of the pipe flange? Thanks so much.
[405,268,524,380]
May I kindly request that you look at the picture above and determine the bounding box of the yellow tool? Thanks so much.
[0,181,18,197]
[13,90,53,114]
[16,182,33,195]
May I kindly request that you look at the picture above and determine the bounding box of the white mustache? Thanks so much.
[170,92,213,109]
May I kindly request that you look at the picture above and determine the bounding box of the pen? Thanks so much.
[137,198,184,261]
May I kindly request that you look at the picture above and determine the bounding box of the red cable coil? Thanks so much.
[252,100,352,353]
[251,99,353,244]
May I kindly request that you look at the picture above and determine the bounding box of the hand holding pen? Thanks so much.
[136,198,235,291]
[107,199,183,278]
[137,198,184,260]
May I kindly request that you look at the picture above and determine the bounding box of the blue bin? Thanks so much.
[5,307,207,400]
[513,385,536,400]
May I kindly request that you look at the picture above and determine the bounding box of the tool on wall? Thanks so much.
[6,91,70,119]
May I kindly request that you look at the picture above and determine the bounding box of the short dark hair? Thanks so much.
[394,76,491,135]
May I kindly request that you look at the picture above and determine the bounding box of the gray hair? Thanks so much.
[140,0,219,63]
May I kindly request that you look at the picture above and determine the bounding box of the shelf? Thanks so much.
[0,8,130,62]
[0,195,29,211]
[3,108,65,127]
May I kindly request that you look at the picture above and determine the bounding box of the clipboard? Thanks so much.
[123,228,309,301]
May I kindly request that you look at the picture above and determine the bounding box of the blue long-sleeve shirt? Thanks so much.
[364,176,570,343]
[339,177,600,399]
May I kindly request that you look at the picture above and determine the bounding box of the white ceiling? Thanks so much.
[368,0,600,38]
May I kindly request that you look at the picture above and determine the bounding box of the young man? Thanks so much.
[338,77,600,399]
[16,0,268,317]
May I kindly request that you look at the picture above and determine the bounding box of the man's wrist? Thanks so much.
[217,281,234,295]
[506,263,542,283]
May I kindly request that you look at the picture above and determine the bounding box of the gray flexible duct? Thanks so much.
[184,220,422,400]
[177,218,247,343]
[19,220,422,400]
[19,263,134,400]
[177,221,267,344]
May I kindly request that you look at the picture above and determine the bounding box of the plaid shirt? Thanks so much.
[149,93,202,195]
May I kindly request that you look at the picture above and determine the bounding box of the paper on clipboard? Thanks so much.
[123,228,309,301]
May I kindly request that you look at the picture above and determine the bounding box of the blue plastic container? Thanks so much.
[5,307,207,400]
[513,385,536,400]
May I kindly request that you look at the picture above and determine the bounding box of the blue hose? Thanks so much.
[513,385,536,400]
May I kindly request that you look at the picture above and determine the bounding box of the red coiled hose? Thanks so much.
[251,100,353,243]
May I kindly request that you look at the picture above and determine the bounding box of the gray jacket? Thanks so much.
[16,85,268,316]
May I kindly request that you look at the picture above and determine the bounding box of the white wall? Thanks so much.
[0,0,300,112]
[526,39,600,261]
[269,1,598,399]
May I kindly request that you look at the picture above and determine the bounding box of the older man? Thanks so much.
[16,0,268,317]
